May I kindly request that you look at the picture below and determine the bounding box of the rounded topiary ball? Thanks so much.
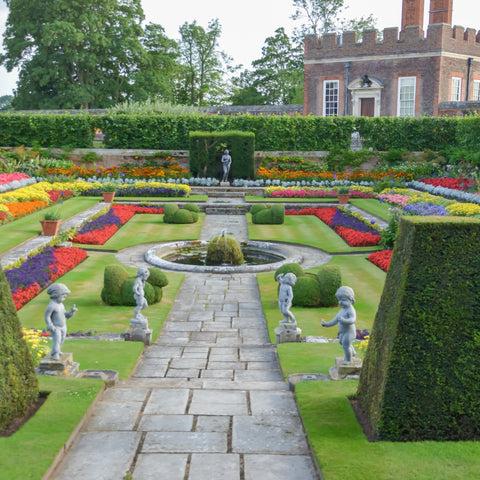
[120,278,156,306]
[163,204,179,223]
[173,209,196,224]
[182,203,200,213]
[270,203,285,224]
[206,236,244,265]
[316,265,341,307]
[292,274,322,307]
[147,268,169,288]
[101,264,129,305]
[250,204,267,216]
[274,263,304,282]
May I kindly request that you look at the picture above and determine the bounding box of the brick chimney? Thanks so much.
[402,0,425,30]
[429,0,453,25]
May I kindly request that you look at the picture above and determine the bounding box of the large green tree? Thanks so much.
[177,19,234,106]
[231,28,303,105]
[291,0,376,38]
[1,0,146,109]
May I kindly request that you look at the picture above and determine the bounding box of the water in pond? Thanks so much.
[163,245,285,266]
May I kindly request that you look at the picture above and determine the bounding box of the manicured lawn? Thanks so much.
[297,381,480,480]
[0,197,99,254]
[0,376,104,480]
[247,214,380,254]
[350,198,392,221]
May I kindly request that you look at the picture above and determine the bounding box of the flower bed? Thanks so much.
[71,204,164,245]
[0,172,30,185]
[6,246,88,310]
[264,186,377,199]
[286,207,381,247]
[418,177,472,191]
[368,250,392,272]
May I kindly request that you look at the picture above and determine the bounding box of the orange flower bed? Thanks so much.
[6,200,50,218]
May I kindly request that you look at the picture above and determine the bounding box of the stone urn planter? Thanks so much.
[102,191,116,203]
[40,219,61,236]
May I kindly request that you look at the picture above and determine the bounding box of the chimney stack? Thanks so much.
[429,0,453,25]
[402,0,425,31]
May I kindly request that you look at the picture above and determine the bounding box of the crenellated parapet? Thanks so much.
[305,24,480,61]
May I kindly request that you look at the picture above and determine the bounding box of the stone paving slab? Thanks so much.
[137,414,194,432]
[244,454,318,480]
[142,431,228,453]
[189,453,240,480]
[133,454,188,480]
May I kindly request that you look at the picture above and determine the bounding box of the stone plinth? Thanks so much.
[329,356,362,380]
[75,369,119,387]
[220,181,231,187]
[125,315,152,345]
[275,322,302,344]
[36,353,79,377]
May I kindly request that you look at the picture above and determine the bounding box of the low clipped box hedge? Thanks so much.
[189,130,255,179]
[357,216,480,441]
[163,204,199,224]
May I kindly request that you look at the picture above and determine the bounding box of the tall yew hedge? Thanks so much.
[0,263,39,431]
[357,216,480,441]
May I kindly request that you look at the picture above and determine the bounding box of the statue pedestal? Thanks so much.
[36,353,79,377]
[275,322,302,344]
[329,356,362,380]
[220,181,231,187]
[125,315,152,345]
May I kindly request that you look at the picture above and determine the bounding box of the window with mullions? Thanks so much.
[473,80,480,101]
[397,77,416,117]
[451,77,462,101]
[323,80,339,116]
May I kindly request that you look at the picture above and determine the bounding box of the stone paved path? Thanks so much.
[49,206,321,480]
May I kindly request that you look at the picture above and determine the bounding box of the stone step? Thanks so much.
[205,206,250,215]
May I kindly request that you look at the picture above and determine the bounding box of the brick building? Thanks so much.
[303,0,480,117]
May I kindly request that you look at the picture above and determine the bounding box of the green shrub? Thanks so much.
[152,285,163,304]
[250,204,267,216]
[206,236,244,265]
[274,263,304,281]
[163,204,178,223]
[316,266,341,307]
[120,278,157,306]
[292,274,322,307]
[182,203,200,213]
[358,216,480,441]
[101,264,129,305]
[0,264,39,430]
[251,204,285,224]
[163,205,198,224]
[147,268,169,288]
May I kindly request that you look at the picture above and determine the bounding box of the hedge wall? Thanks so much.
[0,113,96,148]
[189,131,255,179]
[357,216,480,441]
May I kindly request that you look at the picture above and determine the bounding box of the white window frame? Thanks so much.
[451,77,462,101]
[473,80,480,101]
[323,80,339,117]
[397,76,416,117]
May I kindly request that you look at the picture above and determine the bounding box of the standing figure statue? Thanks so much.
[44,283,77,360]
[221,149,232,182]
[322,286,357,364]
[276,273,297,323]
[133,267,150,320]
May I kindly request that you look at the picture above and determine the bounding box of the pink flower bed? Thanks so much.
[378,193,409,207]
[0,172,30,185]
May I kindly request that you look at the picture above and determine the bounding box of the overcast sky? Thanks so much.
[0,0,478,97]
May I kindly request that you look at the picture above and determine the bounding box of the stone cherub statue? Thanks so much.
[133,267,150,320]
[44,283,78,360]
[322,286,357,364]
[221,149,232,182]
[276,273,297,324]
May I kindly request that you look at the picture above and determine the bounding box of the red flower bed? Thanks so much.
[368,250,392,272]
[419,177,472,191]
[334,226,381,247]
[12,283,41,310]
[47,190,75,202]
[72,224,118,245]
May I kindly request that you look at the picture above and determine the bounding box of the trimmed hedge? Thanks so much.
[0,113,96,148]
[189,130,255,179]
[0,263,39,430]
[251,203,285,224]
[163,204,199,224]
[357,216,480,441]
[101,265,129,305]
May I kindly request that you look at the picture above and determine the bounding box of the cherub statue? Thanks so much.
[276,273,297,324]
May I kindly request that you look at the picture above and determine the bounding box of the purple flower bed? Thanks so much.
[6,247,57,290]
[403,203,449,216]
[330,210,379,235]
[80,186,187,197]
[76,209,123,235]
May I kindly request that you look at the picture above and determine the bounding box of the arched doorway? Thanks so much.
[349,77,383,117]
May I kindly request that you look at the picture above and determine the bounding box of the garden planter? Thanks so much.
[337,194,350,204]
[102,192,116,202]
[40,220,61,236]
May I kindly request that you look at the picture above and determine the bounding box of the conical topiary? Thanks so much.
[0,263,39,431]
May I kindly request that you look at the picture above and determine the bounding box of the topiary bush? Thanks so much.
[249,204,267,216]
[163,204,199,224]
[206,235,244,265]
[147,268,169,289]
[274,263,304,281]
[292,274,322,307]
[357,216,480,441]
[0,263,39,430]
[101,264,129,305]
[316,265,341,307]
[251,203,285,224]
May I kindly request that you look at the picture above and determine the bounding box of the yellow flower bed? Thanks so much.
[23,328,50,367]
[446,203,480,216]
